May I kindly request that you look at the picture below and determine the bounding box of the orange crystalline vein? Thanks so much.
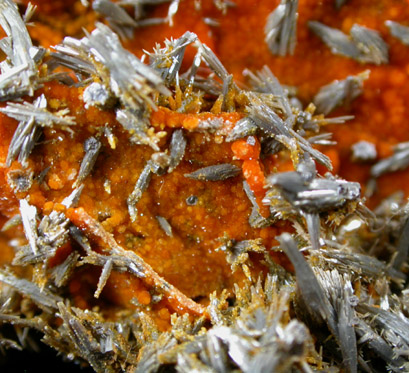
[231,136,267,197]
[66,207,206,316]
[151,106,243,130]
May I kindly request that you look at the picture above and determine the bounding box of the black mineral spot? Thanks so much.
[186,195,198,206]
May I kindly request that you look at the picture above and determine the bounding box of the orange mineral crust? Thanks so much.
[0,0,405,306]
[2,0,409,371]
[20,0,409,203]
[0,0,408,313]
[0,76,278,311]
[130,0,409,204]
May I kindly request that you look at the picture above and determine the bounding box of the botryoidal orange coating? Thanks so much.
[0,78,276,314]
[123,0,409,205]
[2,0,409,320]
